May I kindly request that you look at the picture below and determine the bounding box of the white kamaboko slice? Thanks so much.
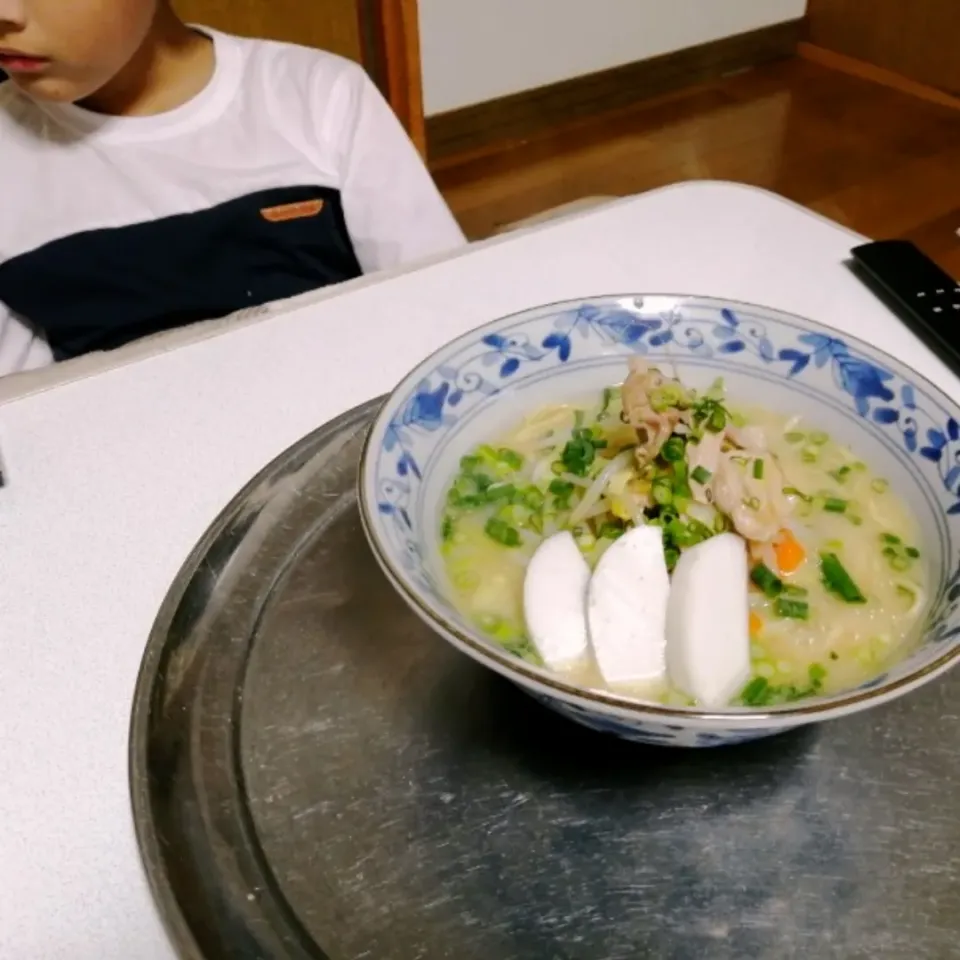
[666,532,751,707]
[522,532,591,667]
[586,525,670,686]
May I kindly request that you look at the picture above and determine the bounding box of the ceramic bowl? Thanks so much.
[358,295,960,747]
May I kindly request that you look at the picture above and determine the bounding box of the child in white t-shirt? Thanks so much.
[0,0,466,376]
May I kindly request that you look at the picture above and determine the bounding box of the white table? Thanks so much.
[1,181,956,959]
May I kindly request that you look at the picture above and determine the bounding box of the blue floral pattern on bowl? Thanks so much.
[360,295,960,748]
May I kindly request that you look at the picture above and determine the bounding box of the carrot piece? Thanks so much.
[749,611,763,637]
[775,529,806,574]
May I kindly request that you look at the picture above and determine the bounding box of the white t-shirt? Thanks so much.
[0,28,465,376]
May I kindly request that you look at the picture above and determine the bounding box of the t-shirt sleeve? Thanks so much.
[0,303,54,378]
[333,67,467,273]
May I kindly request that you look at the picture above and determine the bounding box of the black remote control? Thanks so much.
[850,239,960,373]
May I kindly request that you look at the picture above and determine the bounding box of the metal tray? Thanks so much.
[131,399,960,960]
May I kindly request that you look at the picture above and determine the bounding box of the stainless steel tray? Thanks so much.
[131,399,960,960]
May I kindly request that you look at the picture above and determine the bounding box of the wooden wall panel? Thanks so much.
[806,0,960,95]
[175,0,363,60]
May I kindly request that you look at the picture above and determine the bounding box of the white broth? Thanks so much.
[440,363,928,708]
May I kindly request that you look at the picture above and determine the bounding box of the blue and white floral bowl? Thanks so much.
[358,295,960,748]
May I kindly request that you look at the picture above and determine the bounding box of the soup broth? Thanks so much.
[440,363,928,708]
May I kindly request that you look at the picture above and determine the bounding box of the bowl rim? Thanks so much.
[358,291,960,722]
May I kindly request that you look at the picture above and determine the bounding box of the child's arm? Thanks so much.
[0,306,54,377]
[335,67,466,272]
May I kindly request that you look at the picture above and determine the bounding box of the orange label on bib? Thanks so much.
[260,199,325,222]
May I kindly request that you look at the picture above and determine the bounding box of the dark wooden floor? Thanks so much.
[435,57,960,276]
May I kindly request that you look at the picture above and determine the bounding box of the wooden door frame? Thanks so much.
[358,0,427,157]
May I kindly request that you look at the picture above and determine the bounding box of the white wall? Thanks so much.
[418,0,807,115]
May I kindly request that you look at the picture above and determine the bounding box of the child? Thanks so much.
[0,0,466,377]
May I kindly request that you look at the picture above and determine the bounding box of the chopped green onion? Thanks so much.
[661,436,686,462]
[650,384,686,413]
[785,431,805,444]
[741,676,771,706]
[598,522,625,540]
[801,446,819,463]
[906,546,920,559]
[820,552,866,603]
[871,478,890,494]
[550,461,565,476]
[783,486,812,502]
[652,476,674,506]
[823,497,848,513]
[896,584,917,604]
[830,465,852,484]
[521,486,545,510]
[486,482,516,502]
[598,387,615,420]
[441,516,455,541]
[782,584,808,598]
[707,406,727,432]
[889,555,911,572]
[881,533,901,545]
[549,479,575,497]
[775,598,810,620]
[808,663,827,687]
[691,465,712,485]
[484,517,521,547]
[459,454,481,472]
[829,651,839,661]
[664,547,680,571]
[497,448,524,470]
[750,563,783,598]
[809,431,829,446]
[753,458,765,480]
[744,496,761,510]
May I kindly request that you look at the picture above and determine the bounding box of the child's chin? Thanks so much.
[9,73,91,105]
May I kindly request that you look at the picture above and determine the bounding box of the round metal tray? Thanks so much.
[131,399,960,960]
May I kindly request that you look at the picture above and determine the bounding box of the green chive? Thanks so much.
[810,431,829,446]
[783,486,812,502]
[484,517,521,547]
[750,563,783,598]
[775,598,810,620]
[881,533,901,545]
[785,431,805,444]
[820,552,867,604]
[823,497,848,513]
[753,458,765,480]
[906,546,920,559]
[691,466,712,485]
[830,465,852,484]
